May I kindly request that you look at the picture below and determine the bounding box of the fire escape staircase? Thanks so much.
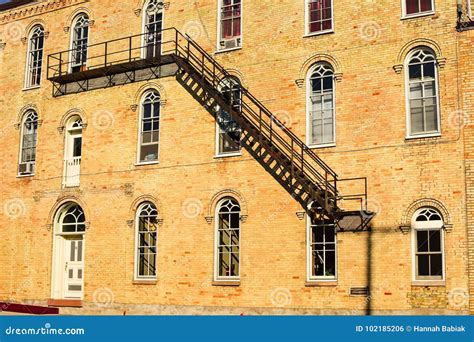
[47,28,375,231]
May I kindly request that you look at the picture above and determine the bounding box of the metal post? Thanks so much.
[129,36,132,62]
[104,42,108,67]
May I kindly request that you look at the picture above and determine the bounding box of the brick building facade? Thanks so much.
[0,0,473,315]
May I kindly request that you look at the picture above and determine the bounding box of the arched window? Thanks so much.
[138,90,161,163]
[412,208,444,281]
[18,111,38,176]
[305,0,334,35]
[405,48,440,137]
[57,204,86,234]
[63,115,83,187]
[308,218,336,281]
[143,0,163,59]
[135,202,158,279]
[307,63,335,147]
[71,13,89,73]
[25,25,44,88]
[217,77,242,156]
[215,198,241,280]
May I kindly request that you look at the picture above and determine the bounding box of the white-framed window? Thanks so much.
[307,218,337,281]
[137,90,161,164]
[305,0,334,36]
[405,48,440,138]
[25,25,44,88]
[70,13,89,73]
[307,63,336,147]
[401,0,435,18]
[217,0,242,51]
[216,77,242,156]
[215,198,241,281]
[63,116,83,188]
[412,208,445,281]
[469,0,473,19]
[18,111,38,176]
[142,0,164,59]
[135,202,158,279]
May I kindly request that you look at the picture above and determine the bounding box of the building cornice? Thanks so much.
[0,0,89,25]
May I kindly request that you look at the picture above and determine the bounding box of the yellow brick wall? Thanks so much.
[0,0,472,314]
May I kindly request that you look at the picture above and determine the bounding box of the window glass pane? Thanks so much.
[423,62,435,79]
[420,0,433,12]
[424,104,438,131]
[417,230,429,252]
[140,144,158,162]
[428,230,441,252]
[409,64,422,80]
[417,254,430,276]
[430,254,443,276]
[410,104,424,133]
[325,251,336,276]
[410,83,423,99]
[406,0,420,14]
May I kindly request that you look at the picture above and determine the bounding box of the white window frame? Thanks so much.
[141,0,165,59]
[134,202,159,280]
[24,25,44,89]
[401,0,435,19]
[306,218,338,282]
[404,48,441,139]
[215,77,242,157]
[18,111,38,177]
[216,0,243,52]
[306,63,336,148]
[304,0,334,37]
[136,90,161,165]
[468,0,473,19]
[411,208,445,283]
[69,13,90,73]
[214,198,241,282]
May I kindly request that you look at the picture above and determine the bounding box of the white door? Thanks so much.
[63,133,82,187]
[63,237,84,299]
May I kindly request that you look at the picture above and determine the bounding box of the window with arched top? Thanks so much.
[217,77,242,156]
[57,204,87,234]
[63,115,83,187]
[307,63,335,147]
[215,198,241,281]
[143,0,164,59]
[135,202,158,279]
[412,208,444,281]
[138,90,161,163]
[18,111,38,176]
[71,13,89,73]
[405,48,440,138]
[25,25,44,88]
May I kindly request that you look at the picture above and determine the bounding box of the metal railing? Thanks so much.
[47,27,372,214]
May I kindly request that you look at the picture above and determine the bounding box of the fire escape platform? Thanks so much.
[47,55,176,85]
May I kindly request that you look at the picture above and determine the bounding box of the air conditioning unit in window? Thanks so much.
[220,37,241,50]
[19,162,35,175]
